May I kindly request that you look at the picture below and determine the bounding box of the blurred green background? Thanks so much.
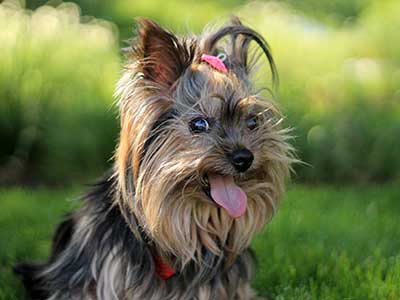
[1,0,399,185]
[0,0,399,299]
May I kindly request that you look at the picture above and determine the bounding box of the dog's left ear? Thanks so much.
[132,18,193,88]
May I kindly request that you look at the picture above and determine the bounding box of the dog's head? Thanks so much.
[115,18,294,265]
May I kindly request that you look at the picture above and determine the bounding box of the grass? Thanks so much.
[252,185,400,299]
[0,184,399,299]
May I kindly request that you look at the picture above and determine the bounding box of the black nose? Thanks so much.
[230,148,254,172]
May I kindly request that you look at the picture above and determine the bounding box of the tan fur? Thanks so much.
[16,19,295,300]
[115,57,294,272]
[106,18,294,300]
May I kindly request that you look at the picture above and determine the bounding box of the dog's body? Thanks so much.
[16,174,255,300]
[16,18,294,300]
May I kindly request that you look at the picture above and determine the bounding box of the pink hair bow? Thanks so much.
[201,54,228,73]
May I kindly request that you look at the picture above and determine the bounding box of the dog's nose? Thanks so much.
[230,148,254,172]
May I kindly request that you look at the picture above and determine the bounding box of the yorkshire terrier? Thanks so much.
[15,17,294,300]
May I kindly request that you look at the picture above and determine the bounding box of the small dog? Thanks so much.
[16,17,294,300]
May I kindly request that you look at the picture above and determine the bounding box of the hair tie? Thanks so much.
[201,54,228,73]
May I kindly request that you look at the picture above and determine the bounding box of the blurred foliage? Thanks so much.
[0,0,399,184]
[0,0,120,184]
[21,0,247,42]
[20,0,376,40]
[239,1,400,182]
[278,0,371,25]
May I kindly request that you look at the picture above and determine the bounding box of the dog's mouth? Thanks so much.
[201,174,247,219]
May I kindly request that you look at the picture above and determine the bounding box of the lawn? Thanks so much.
[0,184,399,300]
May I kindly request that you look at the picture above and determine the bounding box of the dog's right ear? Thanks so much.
[130,19,193,89]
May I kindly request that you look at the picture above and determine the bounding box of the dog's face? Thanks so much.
[164,64,283,217]
[116,19,293,265]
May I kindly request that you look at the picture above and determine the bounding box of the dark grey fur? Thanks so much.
[15,173,255,300]
[14,17,291,300]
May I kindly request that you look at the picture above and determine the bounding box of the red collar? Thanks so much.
[153,254,176,280]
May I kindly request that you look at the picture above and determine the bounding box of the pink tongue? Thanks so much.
[209,174,247,218]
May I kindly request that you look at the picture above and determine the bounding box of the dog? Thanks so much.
[15,17,294,300]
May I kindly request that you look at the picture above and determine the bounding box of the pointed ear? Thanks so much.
[132,19,192,88]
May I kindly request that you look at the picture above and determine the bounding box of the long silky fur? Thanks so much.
[15,18,295,300]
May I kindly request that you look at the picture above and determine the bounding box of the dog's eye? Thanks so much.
[189,118,210,134]
[246,116,258,130]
